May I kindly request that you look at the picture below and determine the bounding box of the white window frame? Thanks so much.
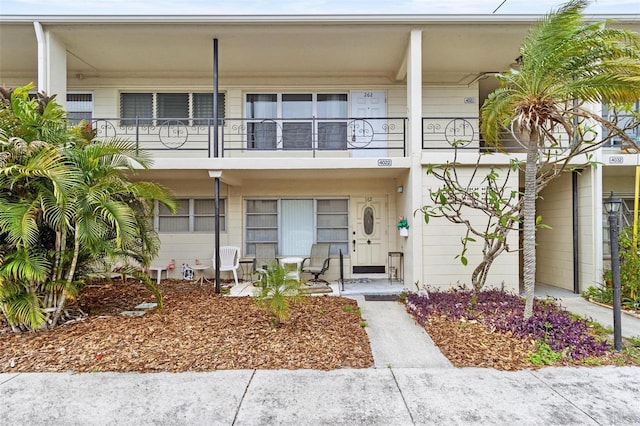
[120,92,226,126]
[244,198,349,257]
[245,92,348,150]
[155,198,226,233]
[66,91,94,125]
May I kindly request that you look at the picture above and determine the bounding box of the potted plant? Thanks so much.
[397,215,409,237]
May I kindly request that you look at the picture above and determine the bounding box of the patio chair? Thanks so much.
[301,243,331,283]
[212,246,241,286]
[253,243,277,284]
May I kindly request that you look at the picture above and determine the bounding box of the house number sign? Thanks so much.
[377,159,392,167]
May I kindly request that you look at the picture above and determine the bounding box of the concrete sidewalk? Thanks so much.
[2,367,639,425]
[2,284,640,425]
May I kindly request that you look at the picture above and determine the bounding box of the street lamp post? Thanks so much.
[604,192,622,351]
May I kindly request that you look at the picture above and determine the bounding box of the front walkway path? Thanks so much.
[352,295,453,369]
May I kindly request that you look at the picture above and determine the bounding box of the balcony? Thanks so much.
[421,116,519,153]
[89,117,408,159]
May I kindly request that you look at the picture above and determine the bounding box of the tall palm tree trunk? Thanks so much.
[523,129,539,319]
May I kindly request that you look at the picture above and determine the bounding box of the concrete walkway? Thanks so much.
[535,284,640,338]
[353,295,452,368]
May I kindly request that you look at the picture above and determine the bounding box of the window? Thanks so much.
[193,92,225,125]
[602,101,640,147]
[245,198,348,257]
[157,93,189,120]
[120,92,226,126]
[121,93,153,126]
[282,94,312,150]
[66,93,93,125]
[317,94,348,150]
[156,198,226,233]
[245,93,348,150]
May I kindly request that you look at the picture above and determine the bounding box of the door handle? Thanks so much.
[352,240,356,252]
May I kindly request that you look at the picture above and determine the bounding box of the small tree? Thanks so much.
[421,149,524,292]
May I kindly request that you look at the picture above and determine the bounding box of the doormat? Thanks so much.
[353,265,385,274]
[364,294,399,301]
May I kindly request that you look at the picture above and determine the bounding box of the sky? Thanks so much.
[0,0,639,15]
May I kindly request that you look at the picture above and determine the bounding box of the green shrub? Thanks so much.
[587,226,640,310]
[527,342,562,365]
[252,263,305,328]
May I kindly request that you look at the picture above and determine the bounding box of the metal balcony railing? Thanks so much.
[88,117,408,158]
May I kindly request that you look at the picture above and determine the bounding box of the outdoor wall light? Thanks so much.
[397,186,404,193]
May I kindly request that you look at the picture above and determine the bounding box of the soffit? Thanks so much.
[0,23,38,77]
[0,20,538,84]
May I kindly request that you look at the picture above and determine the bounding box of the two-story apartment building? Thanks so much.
[1,14,638,293]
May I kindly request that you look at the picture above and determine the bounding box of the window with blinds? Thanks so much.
[156,198,226,233]
[120,93,153,126]
[193,93,225,125]
[120,92,226,126]
[245,198,348,257]
[157,93,189,120]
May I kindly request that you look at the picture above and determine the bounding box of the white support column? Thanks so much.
[34,22,67,106]
[592,149,604,288]
[406,28,423,288]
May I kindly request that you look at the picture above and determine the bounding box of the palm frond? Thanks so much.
[0,248,50,283]
[2,290,46,330]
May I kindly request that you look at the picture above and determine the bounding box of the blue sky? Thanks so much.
[0,0,638,15]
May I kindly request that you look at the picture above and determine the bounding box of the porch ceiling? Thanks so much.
[1,18,535,85]
[129,166,408,185]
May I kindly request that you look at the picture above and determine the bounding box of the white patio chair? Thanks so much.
[212,246,241,286]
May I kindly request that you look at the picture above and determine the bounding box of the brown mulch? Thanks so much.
[0,279,373,372]
[420,315,536,370]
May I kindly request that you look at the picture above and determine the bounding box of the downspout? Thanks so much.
[572,170,580,294]
[33,21,46,93]
[213,38,221,294]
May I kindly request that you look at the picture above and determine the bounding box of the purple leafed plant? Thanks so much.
[406,287,610,360]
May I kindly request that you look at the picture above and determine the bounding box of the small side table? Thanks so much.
[279,257,304,281]
[239,258,255,282]
[148,265,168,285]
[387,252,403,284]
[191,264,211,286]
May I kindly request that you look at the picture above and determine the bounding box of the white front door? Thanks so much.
[351,196,387,273]
[350,91,387,157]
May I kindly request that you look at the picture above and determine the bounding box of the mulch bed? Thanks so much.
[0,279,373,372]
[420,315,535,370]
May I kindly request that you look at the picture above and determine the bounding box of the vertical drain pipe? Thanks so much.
[572,170,580,294]
[213,38,221,294]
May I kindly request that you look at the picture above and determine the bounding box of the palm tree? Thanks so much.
[0,84,176,331]
[481,0,640,318]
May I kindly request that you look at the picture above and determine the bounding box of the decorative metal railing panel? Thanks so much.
[89,117,407,158]
[421,117,528,153]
